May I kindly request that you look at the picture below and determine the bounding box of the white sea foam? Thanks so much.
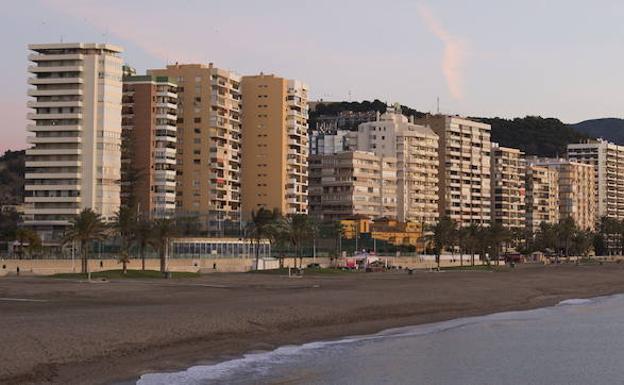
[137,294,619,385]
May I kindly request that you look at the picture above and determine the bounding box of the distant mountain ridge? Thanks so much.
[569,118,624,145]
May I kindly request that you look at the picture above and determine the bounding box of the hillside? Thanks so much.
[569,118,624,145]
[475,116,591,157]
[311,100,592,157]
[0,150,25,205]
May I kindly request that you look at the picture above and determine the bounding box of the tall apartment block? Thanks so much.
[351,108,439,225]
[309,151,397,220]
[240,74,309,218]
[532,159,595,231]
[491,144,526,230]
[567,139,624,221]
[415,115,492,227]
[148,64,242,234]
[121,73,177,218]
[310,130,351,155]
[24,43,123,243]
[525,164,559,233]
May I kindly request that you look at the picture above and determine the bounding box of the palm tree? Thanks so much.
[432,216,455,269]
[62,209,109,274]
[150,218,177,273]
[14,228,41,259]
[465,224,480,266]
[488,223,510,266]
[132,218,153,271]
[113,207,136,275]
[284,214,313,268]
[558,217,577,260]
[247,208,280,270]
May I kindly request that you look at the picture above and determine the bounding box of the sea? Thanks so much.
[135,294,624,385]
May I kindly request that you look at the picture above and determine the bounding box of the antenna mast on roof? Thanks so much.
[436,97,440,114]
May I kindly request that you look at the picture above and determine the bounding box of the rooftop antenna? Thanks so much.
[60,35,64,43]
[436,96,440,114]
[348,90,352,101]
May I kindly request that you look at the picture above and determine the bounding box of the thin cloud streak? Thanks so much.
[418,4,466,100]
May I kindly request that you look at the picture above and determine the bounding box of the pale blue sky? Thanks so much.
[3,0,624,152]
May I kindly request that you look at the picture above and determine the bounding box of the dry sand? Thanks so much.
[2,264,624,385]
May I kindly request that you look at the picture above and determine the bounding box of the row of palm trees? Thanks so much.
[247,208,320,268]
[431,216,596,268]
[63,207,176,274]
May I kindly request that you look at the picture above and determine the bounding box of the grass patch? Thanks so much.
[50,269,200,279]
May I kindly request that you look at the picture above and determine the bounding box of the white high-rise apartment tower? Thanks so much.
[24,43,123,243]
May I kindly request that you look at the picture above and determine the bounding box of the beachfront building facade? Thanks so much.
[148,64,242,234]
[532,159,596,231]
[524,164,559,233]
[491,144,526,230]
[240,74,309,219]
[310,130,351,156]
[121,73,178,218]
[567,139,624,221]
[415,115,492,227]
[24,43,123,244]
[309,151,398,220]
[352,107,439,225]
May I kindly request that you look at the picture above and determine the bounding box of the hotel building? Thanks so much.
[24,43,123,243]
[415,115,492,227]
[567,139,624,221]
[240,74,309,218]
[309,151,397,220]
[531,158,595,231]
[352,108,439,225]
[148,64,242,234]
[491,144,526,230]
[121,73,178,218]
[524,164,559,233]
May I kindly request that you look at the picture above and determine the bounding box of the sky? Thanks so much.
[3,0,624,152]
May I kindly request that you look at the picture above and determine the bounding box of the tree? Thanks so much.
[247,208,280,270]
[432,217,455,269]
[112,207,136,275]
[488,223,511,265]
[573,230,593,258]
[132,218,153,271]
[150,218,177,273]
[557,217,577,260]
[62,209,109,274]
[14,228,41,259]
[284,214,314,268]
[598,216,619,255]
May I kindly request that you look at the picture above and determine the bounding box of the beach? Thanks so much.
[2,264,624,385]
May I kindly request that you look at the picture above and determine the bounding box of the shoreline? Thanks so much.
[2,264,624,385]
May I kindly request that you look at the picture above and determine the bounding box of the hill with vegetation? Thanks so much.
[0,150,25,205]
[311,100,594,157]
[569,118,624,145]
[474,116,592,157]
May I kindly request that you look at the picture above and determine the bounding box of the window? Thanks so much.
[194,117,201,123]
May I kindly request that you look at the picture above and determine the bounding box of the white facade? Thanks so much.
[24,43,123,243]
[567,139,624,220]
[310,130,350,155]
[350,107,439,225]
[285,79,310,215]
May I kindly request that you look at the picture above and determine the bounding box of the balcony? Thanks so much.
[28,65,84,73]
[25,196,81,203]
[24,208,81,215]
[25,160,81,168]
[27,100,82,109]
[28,53,84,62]
[27,112,82,120]
[27,136,82,144]
[27,124,82,132]
[28,88,83,97]
[28,77,83,85]
[25,172,82,179]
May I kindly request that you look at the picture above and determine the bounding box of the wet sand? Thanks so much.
[2,264,624,385]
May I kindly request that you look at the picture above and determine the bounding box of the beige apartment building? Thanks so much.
[240,74,309,219]
[351,108,439,225]
[567,139,624,221]
[491,144,526,230]
[309,151,397,220]
[525,164,559,233]
[121,73,178,218]
[532,159,595,231]
[148,64,242,234]
[24,43,123,243]
[415,115,492,227]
